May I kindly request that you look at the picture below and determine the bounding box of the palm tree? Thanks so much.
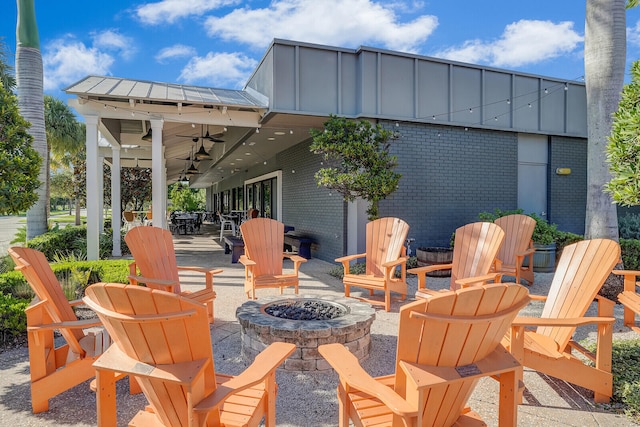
[45,95,85,224]
[584,0,626,241]
[15,0,47,239]
[0,38,16,90]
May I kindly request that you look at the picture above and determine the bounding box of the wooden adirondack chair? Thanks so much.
[84,282,296,427]
[493,214,536,285]
[7,247,135,413]
[125,226,222,323]
[505,238,621,403]
[612,269,640,333]
[319,283,530,427]
[335,217,410,312]
[409,221,505,298]
[239,218,307,299]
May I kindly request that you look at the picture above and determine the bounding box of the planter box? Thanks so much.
[416,247,453,277]
[523,243,557,273]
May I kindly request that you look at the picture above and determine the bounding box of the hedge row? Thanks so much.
[24,225,130,260]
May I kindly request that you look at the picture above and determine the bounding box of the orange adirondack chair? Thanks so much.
[409,221,505,298]
[493,214,536,285]
[125,226,222,323]
[239,218,307,299]
[7,247,135,413]
[612,269,640,333]
[505,238,620,403]
[84,282,296,427]
[335,217,410,312]
[319,283,530,427]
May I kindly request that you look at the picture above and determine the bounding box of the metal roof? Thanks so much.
[65,75,267,109]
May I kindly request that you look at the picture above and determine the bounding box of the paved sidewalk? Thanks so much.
[0,224,636,426]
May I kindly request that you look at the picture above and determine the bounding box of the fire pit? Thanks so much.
[236,294,375,371]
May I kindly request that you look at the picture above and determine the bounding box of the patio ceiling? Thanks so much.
[66,76,325,188]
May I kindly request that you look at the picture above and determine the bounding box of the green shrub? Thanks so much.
[555,231,584,253]
[477,209,559,245]
[0,259,131,300]
[0,292,28,343]
[621,239,640,270]
[620,214,640,240]
[588,339,640,422]
[26,226,87,260]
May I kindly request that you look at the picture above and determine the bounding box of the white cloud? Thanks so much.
[179,51,258,87]
[135,0,239,25]
[91,30,136,60]
[435,20,582,67]
[203,0,438,53]
[628,20,640,47]
[43,37,114,91]
[156,44,198,63]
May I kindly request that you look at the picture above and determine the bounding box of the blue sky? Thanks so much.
[2,0,640,102]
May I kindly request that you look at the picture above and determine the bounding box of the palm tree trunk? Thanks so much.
[584,0,625,240]
[16,0,47,239]
[584,0,626,300]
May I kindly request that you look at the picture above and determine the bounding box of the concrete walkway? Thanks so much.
[0,223,636,426]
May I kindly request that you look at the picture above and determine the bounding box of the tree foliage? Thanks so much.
[120,167,152,212]
[309,115,401,220]
[0,80,41,214]
[169,183,205,212]
[606,60,640,206]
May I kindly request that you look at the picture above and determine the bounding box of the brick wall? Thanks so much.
[548,136,587,234]
[377,121,518,249]
[278,140,346,262]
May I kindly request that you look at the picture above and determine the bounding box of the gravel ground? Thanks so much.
[1,228,637,426]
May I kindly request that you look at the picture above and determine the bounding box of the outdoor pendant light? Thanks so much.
[141,128,152,141]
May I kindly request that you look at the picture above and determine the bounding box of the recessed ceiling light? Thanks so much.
[235,158,242,161]
[267,137,275,141]
[248,141,256,146]
[245,152,251,155]
[274,131,285,135]
[230,162,235,165]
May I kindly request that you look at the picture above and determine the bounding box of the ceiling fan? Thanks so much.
[177,124,225,143]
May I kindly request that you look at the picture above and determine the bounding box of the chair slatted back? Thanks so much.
[395,283,529,426]
[365,217,410,277]
[494,214,536,267]
[125,226,181,292]
[8,247,85,355]
[240,218,285,277]
[539,239,620,348]
[450,222,505,290]
[84,283,219,427]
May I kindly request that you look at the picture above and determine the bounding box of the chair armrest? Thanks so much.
[382,256,408,269]
[318,343,417,419]
[408,264,453,290]
[194,342,296,413]
[128,275,179,292]
[335,253,366,264]
[613,270,640,292]
[177,266,223,276]
[511,316,615,328]
[69,298,85,307]
[27,317,102,331]
[456,273,503,288]
[529,294,547,301]
[284,254,307,274]
[238,255,256,266]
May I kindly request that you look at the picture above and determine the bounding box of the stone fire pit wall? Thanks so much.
[236,294,376,371]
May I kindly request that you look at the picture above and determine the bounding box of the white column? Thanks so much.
[150,118,165,229]
[98,155,104,232]
[85,116,100,260]
[111,145,122,257]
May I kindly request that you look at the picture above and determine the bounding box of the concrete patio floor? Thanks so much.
[0,223,637,426]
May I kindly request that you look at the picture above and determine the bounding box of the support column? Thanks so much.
[98,154,104,232]
[85,116,100,260]
[111,145,122,257]
[150,118,165,229]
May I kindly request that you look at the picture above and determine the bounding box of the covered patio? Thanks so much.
[65,75,324,259]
